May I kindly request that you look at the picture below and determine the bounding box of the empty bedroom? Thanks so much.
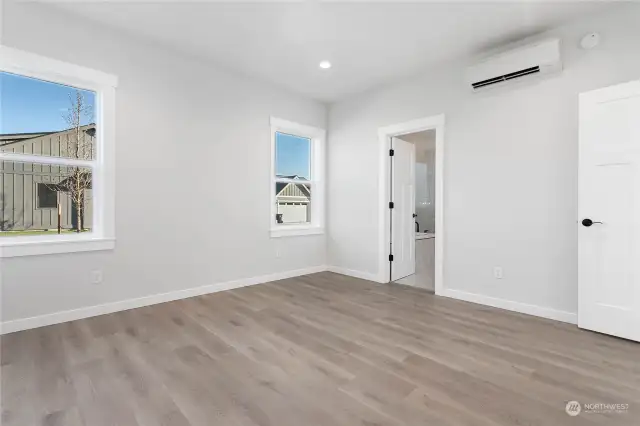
[0,0,639,425]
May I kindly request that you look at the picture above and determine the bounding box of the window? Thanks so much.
[36,183,58,209]
[270,117,325,237]
[0,46,117,257]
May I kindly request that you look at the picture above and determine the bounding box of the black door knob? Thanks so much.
[582,218,602,227]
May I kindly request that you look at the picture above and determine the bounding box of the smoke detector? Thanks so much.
[580,33,600,50]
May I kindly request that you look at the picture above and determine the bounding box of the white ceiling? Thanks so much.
[52,2,611,103]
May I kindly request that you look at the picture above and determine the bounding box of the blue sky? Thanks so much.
[0,71,95,134]
[276,132,310,179]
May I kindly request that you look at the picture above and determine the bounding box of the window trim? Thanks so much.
[35,182,58,210]
[0,46,118,257]
[270,117,325,238]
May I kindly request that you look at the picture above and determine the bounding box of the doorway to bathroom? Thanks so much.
[392,131,436,290]
[377,115,444,294]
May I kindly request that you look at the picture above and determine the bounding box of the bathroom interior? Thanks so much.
[394,129,436,291]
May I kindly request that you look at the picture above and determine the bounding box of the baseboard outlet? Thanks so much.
[326,266,382,283]
[441,288,577,324]
[1,265,328,334]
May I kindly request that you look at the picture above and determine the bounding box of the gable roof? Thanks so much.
[276,181,311,199]
[275,174,311,199]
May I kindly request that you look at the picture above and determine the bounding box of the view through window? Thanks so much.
[274,132,312,224]
[0,71,96,236]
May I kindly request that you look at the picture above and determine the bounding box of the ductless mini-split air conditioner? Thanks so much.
[466,38,562,92]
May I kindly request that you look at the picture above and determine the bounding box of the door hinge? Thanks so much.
[389,201,394,209]
[389,149,395,156]
[389,254,394,262]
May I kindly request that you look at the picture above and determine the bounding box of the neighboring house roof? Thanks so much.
[0,124,96,149]
[0,131,56,145]
[276,174,309,180]
[276,175,311,200]
[276,182,311,198]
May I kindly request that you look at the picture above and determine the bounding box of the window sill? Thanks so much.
[0,236,115,258]
[270,226,325,238]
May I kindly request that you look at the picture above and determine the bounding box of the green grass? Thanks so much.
[0,229,90,237]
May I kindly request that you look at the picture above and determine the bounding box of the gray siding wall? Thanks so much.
[0,162,93,231]
[0,126,94,231]
[1,126,95,159]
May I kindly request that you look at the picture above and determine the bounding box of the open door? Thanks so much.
[578,80,640,342]
[391,137,416,281]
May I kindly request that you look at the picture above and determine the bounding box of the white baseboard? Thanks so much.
[441,288,577,324]
[326,266,382,283]
[1,265,328,334]
[1,266,577,334]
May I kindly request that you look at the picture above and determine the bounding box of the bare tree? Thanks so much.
[55,90,94,232]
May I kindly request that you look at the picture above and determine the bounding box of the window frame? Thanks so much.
[35,182,58,210]
[0,46,118,257]
[270,117,325,238]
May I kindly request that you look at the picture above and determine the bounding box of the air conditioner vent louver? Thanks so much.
[465,39,562,92]
[472,66,541,89]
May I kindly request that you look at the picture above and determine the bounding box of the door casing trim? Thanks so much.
[377,114,445,294]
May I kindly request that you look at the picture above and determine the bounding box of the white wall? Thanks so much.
[0,2,326,323]
[327,4,640,316]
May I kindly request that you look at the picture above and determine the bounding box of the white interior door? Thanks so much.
[391,137,416,281]
[578,80,640,342]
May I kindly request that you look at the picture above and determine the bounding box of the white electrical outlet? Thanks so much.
[91,270,103,285]
[493,266,503,279]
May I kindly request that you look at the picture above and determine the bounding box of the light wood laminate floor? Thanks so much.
[2,272,639,426]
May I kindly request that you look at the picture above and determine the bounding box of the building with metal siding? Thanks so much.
[0,125,95,232]
[275,177,311,224]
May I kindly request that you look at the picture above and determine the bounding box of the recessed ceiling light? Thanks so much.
[319,61,332,69]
